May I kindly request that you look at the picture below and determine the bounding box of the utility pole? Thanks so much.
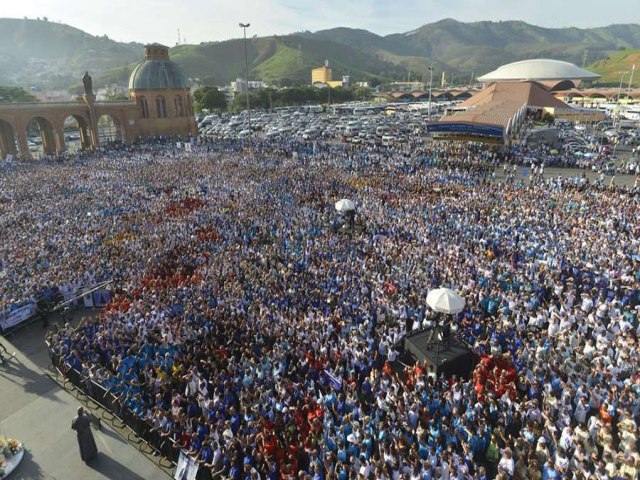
[427,59,434,121]
[239,23,252,156]
[627,64,636,98]
[617,71,628,103]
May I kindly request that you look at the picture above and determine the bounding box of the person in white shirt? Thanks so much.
[498,448,515,477]
[580,293,594,313]
[574,397,589,425]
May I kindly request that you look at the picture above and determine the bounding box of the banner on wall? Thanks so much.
[0,303,37,331]
[174,450,198,480]
[92,289,111,307]
[83,291,94,308]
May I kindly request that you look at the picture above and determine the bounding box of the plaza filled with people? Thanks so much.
[2,137,639,479]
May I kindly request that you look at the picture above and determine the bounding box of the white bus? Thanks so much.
[382,135,395,146]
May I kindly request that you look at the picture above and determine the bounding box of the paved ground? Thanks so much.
[493,166,637,186]
[0,316,172,480]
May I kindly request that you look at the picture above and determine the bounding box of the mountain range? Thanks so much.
[1,17,639,92]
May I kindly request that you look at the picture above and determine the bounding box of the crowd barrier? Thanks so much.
[50,350,180,467]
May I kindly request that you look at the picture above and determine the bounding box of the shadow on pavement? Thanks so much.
[11,449,47,480]
[99,425,126,444]
[87,452,148,480]
[0,356,62,402]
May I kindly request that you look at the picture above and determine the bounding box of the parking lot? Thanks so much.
[197,104,433,147]
[196,103,639,175]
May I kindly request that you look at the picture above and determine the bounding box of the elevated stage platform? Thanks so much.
[401,328,477,378]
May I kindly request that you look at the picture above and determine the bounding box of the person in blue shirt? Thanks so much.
[541,459,561,480]
[196,440,215,480]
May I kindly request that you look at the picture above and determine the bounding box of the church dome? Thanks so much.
[128,43,190,90]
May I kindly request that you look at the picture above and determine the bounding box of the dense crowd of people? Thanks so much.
[1,137,639,479]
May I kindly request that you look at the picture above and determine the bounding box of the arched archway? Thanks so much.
[174,95,185,117]
[97,114,123,145]
[26,116,57,157]
[137,96,149,118]
[0,119,19,160]
[155,95,168,118]
[435,93,453,102]
[549,80,576,92]
[63,114,92,152]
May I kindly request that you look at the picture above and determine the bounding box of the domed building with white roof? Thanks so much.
[429,59,604,144]
[477,59,600,90]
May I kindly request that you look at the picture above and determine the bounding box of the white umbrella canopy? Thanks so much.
[335,199,356,213]
[426,288,466,314]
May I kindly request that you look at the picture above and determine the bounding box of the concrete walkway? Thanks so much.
[0,319,171,480]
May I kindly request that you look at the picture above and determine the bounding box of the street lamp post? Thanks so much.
[616,71,628,103]
[612,70,629,162]
[239,22,252,155]
[427,59,434,121]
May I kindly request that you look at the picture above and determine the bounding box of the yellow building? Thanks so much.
[312,62,332,85]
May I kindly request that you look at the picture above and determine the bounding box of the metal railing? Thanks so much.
[49,349,179,467]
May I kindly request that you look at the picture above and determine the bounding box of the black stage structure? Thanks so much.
[401,327,477,378]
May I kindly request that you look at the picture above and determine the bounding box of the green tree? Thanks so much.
[541,112,555,125]
[328,87,354,104]
[193,86,227,112]
[230,91,269,111]
[105,92,129,101]
[0,86,37,103]
[352,86,373,101]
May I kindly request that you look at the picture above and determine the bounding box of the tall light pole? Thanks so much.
[427,59,434,121]
[239,22,252,155]
[627,64,636,99]
[611,71,629,163]
[616,71,628,103]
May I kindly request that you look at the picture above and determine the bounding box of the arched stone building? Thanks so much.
[0,43,197,160]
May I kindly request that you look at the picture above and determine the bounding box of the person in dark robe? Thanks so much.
[71,406,98,462]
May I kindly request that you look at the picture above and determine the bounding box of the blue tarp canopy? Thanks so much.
[428,122,504,137]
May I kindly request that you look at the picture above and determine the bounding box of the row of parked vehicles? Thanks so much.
[196,105,429,146]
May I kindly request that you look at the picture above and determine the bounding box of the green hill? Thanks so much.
[0,18,140,89]
[1,17,640,91]
[169,35,406,86]
[310,19,640,82]
[589,49,640,87]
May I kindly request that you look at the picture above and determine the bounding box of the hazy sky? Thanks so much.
[5,0,640,45]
